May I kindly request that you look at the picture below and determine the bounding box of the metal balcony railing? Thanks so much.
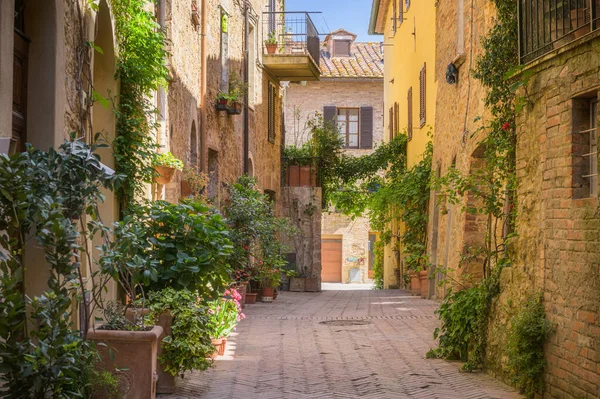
[262,12,320,67]
[519,0,600,63]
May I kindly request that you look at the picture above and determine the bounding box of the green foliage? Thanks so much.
[90,369,122,399]
[372,240,385,289]
[223,176,293,282]
[153,152,184,171]
[206,288,244,339]
[111,0,168,209]
[147,288,214,377]
[0,140,118,397]
[124,200,234,298]
[505,294,552,398]
[428,265,503,370]
[265,30,278,44]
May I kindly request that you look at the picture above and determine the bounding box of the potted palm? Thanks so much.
[265,30,278,54]
[153,152,184,185]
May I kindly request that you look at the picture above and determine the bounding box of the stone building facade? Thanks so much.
[428,0,493,299]
[159,0,286,209]
[284,30,384,284]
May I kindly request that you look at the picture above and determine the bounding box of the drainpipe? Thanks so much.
[200,0,208,172]
[243,5,249,175]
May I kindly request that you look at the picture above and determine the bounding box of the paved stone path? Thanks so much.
[161,289,521,399]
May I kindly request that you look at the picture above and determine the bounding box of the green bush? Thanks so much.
[147,288,215,377]
[506,294,551,398]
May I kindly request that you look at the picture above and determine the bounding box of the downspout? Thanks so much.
[243,5,249,174]
[200,0,207,172]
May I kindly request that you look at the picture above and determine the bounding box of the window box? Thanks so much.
[216,97,229,111]
[227,101,242,115]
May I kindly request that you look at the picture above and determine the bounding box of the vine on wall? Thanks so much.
[110,0,168,209]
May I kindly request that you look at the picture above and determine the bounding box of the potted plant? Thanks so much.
[265,30,278,54]
[261,268,281,302]
[288,268,306,292]
[216,92,230,111]
[419,267,429,299]
[409,268,421,296]
[226,76,247,115]
[153,152,184,185]
[207,288,245,357]
[145,288,214,394]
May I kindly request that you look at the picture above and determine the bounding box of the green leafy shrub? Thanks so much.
[505,294,551,398]
[147,288,215,377]
[126,200,233,298]
[0,139,118,396]
[154,152,184,170]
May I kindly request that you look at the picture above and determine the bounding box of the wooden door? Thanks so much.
[12,31,29,154]
[321,239,342,283]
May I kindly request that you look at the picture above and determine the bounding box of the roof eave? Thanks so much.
[368,0,384,35]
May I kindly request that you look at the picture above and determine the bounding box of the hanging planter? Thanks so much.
[216,95,230,111]
[153,152,184,185]
[227,101,242,115]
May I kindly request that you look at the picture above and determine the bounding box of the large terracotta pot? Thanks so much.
[410,271,421,296]
[261,286,274,302]
[245,292,257,304]
[290,277,306,292]
[286,165,317,187]
[210,337,227,358]
[125,309,176,394]
[88,326,163,399]
[419,270,429,299]
[154,165,176,185]
[265,43,277,54]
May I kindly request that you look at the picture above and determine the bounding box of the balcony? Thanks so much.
[262,12,321,81]
[519,0,600,63]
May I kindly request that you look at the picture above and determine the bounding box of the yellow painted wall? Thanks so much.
[378,0,437,288]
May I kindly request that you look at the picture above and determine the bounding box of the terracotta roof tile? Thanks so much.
[320,42,384,79]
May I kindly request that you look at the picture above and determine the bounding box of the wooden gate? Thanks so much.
[321,238,342,283]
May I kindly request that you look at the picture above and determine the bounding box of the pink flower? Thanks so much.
[502,122,511,131]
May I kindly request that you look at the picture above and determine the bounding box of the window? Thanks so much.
[394,102,399,138]
[398,1,404,27]
[333,40,351,57]
[337,108,360,148]
[407,87,413,140]
[405,0,410,11]
[268,81,276,143]
[392,1,397,35]
[573,97,598,198]
[419,63,426,127]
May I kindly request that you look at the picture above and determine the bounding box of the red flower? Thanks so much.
[502,122,511,131]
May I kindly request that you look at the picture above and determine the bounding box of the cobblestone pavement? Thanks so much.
[161,289,521,399]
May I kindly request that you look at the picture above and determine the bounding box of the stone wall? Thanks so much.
[280,186,322,286]
[163,0,283,208]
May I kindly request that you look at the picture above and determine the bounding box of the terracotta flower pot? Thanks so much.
[265,43,277,54]
[290,277,306,292]
[261,286,274,302]
[419,270,429,299]
[154,165,176,185]
[124,309,175,394]
[245,292,257,304]
[410,271,421,296]
[88,326,163,399]
[210,337,227,358]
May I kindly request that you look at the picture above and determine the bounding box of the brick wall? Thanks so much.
[505,36,600,398]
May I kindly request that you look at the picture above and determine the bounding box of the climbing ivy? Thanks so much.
[111,0,168,209]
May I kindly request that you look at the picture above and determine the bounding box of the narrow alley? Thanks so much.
[163,289,521,399]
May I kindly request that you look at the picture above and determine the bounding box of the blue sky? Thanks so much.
[285,0,382,42]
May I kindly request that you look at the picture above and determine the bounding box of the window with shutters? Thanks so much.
[392,1,397,35]
[389,107,394,140]
[398,1,404,27]
[394,102,399,139]
[268,81,276,143]
[407,87,413,140]
[337,108,360,148]
[419,63,426,128]
[572,97,599,199]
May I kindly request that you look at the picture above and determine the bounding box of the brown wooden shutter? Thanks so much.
[407,87,413,140]
[323,106,337,126]
[360,107,373,149]
[388,107,393,140]
[394,102,399,139]
[420,63,426,128]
